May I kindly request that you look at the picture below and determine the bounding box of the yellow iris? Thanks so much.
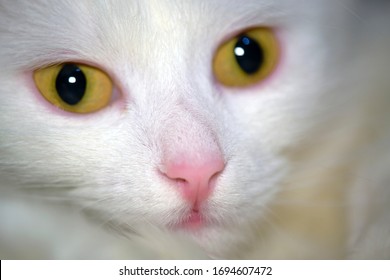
[213,27,279,87]
[34,63,113,113]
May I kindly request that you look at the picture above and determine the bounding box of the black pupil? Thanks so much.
[55,64,86,105]
[234,35,264,74]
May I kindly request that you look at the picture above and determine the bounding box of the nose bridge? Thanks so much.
[158,102,225,204]
[160,101,220,164]
[133,36,191,109]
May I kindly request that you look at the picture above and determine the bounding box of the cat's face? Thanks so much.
[0,0,367,257]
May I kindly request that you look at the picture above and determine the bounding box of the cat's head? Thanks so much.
[1,0,387,257]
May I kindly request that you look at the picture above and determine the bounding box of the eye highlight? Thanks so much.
[34,63,113,113]
[213,27,279,87]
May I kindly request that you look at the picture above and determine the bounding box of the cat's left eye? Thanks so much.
[213,27,279,87]
[34,63,113,113]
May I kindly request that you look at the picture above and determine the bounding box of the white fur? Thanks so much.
[0,0,389,259]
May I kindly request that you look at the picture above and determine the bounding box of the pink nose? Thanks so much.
[163,154,225,204]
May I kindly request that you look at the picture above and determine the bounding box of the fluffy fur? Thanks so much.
[0,0,389,259]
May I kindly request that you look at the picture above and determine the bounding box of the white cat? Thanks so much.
[0,0,389,259]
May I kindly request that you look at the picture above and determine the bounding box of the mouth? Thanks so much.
[182,210,203,228]
[174,208,206,230]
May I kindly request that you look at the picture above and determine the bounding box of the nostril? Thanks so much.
[173,177,187,187]
[209,170,223,189]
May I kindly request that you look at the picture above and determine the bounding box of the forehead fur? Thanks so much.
[0,0,338,71]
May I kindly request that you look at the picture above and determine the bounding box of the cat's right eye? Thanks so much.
[34,63,113,113]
